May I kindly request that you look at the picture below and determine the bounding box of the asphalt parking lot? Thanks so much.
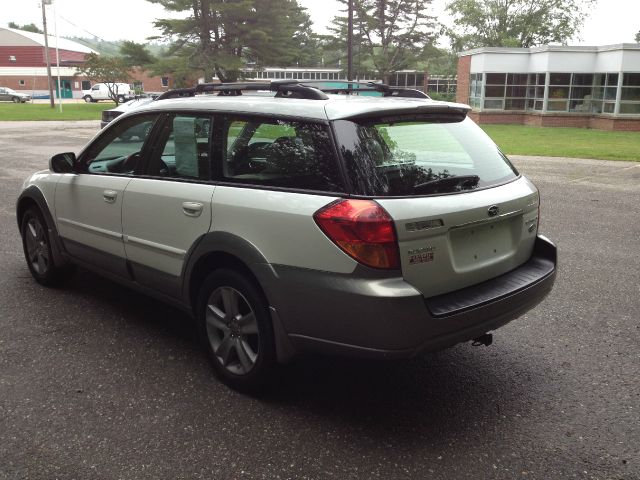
[1,121,639,480]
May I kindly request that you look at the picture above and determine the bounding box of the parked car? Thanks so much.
[17,81,556,392]
[100,94,158,128]
[0,87,31,103]
[82,82,134,103]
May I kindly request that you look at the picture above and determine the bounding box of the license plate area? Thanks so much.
[448,217,520,271]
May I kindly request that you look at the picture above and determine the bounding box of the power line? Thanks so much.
[57,14,110,43]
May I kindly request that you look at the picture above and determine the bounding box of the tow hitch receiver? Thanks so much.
[472,333,493,347]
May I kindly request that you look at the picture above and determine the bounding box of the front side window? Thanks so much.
[333,116,518,196]
[81,114,158,174]
[223,117,344,192]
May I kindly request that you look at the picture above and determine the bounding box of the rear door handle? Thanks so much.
[103,190,118,203]
[182,201,203,217]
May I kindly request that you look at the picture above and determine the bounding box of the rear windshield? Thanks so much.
[333,116,518,196]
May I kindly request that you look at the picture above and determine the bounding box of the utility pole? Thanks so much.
[41,0,55,108]
[347,0,354,82]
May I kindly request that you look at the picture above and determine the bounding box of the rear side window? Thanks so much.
[222,117,344,192]
[333,117,518,196]
[147,114,211,180]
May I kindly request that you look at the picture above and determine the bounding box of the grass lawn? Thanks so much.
[481,125,640,162]
[0,102,113,121]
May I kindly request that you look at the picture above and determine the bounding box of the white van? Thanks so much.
[82,83,134,103]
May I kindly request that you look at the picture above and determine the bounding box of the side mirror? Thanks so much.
[49,152,77,173]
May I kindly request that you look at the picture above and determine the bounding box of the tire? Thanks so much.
[20,207,74,287]
[83,95,93,103]
[197,269,276,393]
[12,96,20,103]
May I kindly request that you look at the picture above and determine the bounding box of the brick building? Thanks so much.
[0,27,174,99]
[456,44,640,131]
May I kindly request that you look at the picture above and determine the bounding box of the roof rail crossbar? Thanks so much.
[155,80,426,102]
[155,87,196,100]
[297,81,430,99]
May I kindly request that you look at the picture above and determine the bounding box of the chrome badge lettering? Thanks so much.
[406,219,444,232]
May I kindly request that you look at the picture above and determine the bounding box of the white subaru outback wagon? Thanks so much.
[17,81,556,391]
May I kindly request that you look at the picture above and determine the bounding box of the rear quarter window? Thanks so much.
[222,117,344,193]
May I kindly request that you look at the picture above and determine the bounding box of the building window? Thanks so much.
[620,73,640,114]
[19,79,25,86]
[9,55,16,62]
[547,73,571,111]
[484,73,506,109]
[161,77,169,88]
[592,73,618,114]
[526,73,545,110]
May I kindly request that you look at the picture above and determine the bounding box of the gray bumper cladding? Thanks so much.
[269,235,557,359]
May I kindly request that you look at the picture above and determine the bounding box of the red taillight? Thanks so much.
[313,199,400,269]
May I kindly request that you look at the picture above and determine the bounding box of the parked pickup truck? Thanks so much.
[82,83,134,103]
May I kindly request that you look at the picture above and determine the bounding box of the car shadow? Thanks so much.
[55,267,543,443]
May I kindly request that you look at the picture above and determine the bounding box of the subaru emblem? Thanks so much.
[487,205,499,217]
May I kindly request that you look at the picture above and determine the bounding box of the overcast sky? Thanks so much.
[6,0,640,47]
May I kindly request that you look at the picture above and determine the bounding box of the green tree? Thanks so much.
[323,0,372,75]
[635,30,640,43]
[446,0,596,51]
[77,53,132,105]
[329,0,437,83]
[7,22,43,34]
[148,0,314,82]
[120,41,156,68]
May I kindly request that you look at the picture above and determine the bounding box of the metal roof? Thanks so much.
[0,28,96,54]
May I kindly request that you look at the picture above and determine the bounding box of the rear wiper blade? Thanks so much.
[413,175,480,194]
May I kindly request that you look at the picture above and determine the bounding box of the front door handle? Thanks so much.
[103,190,118,203]
[182,201,203,217]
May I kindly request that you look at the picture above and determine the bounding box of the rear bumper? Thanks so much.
[265,235,557,359]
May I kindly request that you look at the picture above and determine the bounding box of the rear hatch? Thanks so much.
[332,113,539,298]
[378,178,539,297]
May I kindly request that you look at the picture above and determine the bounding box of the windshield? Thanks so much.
[333,116,518,196]
[5,88,16,94]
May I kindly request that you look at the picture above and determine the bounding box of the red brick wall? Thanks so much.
[456,55,471,105]
[470,111,640,131]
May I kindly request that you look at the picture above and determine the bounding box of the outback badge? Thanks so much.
[487,205,499,217]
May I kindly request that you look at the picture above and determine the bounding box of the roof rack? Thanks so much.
[156,80,329,101]
[155,79,430,101]
[297,81,431,99]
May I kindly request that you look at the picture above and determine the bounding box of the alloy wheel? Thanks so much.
[205,286,260,375]
[25,218,49,275]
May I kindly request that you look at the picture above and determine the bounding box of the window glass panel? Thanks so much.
[83,115,157,174]
[603,102,615,113]
[621,88,640,100]
[549,87,569,99]
[534,100,543,110]
[505,99,525,110]
[571,87,593,99]
[594,74,606,86]
[547,100,568,111]
[484,99,503,109]
[406,74,416,86]
[506,86,526,97]
[623,73,640,86]
[148,115,211,180]
[507,74,528,85]
[607,73,619,85]
[604,87,617,100]
[572,74,593,86]
[485,85,505,97]
[223,118,344,192]
[485,73,505,84]
[333,117,517,197]
[619,103,640,114]
[549,73,571,85]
